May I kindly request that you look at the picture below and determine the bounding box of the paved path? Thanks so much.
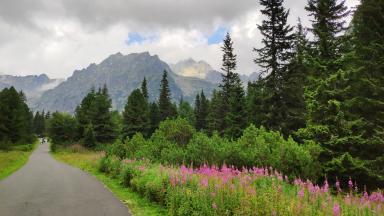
[0,142,130,216]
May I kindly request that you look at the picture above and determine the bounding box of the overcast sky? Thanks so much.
[0,0,359,78]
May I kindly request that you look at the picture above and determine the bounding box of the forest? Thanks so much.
[0,0,383,215]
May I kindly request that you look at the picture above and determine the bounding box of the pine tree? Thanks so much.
[305,0,350,72]
[0,87,34,146]
[194,91,209,131]
[178,98,194,125]
[207,90,224,135]
[92,85,116,143]
[296,0,384,189]
[218,32,247,138]
[254,0,295,133]
[75,86,116,145]
[149,102,160,134]
[158,70,176,121]
[279,20,309,137]
[141,77,149,100]
[83,123,96,148]
[123,89,150,138]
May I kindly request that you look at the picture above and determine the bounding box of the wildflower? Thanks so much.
[298,188,305,198]
[348,177,353,190]
[200,178,208,188]
[333,202,341,216]
[212,202,217,209]
[335,178,341,193]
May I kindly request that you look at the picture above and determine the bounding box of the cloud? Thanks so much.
[0,0,360,78]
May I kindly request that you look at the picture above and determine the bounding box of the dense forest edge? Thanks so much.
[0,0,383,215]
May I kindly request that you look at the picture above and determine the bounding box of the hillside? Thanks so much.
[33,52,216,112]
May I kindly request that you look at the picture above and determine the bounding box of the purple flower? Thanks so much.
[333,202,341,216]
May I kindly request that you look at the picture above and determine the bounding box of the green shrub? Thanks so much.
[185,132,219,167]
[152,118,195,146]
[98,156,111,173]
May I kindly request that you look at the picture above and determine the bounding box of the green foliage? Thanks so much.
[149,102,160,134]
[75,86,116,144]
[47,112,78,145]
[215,33,247,138]
[194,91,209,131]
[83,123,96,148]
[123,89,150,138]
[0,87,34,147]
[158,70,177,121]
[153,118,195,147]
[178,99,194,126]
[33,111,46,137]
[108,117,318,180]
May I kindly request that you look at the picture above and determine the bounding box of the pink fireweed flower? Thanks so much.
[333,202,341,216]
[348,177,353,190]
[322,179,329,193]
[200,178,208,188]
[335,178,341,193]
[212,202,217,209]
[298,188,305,198]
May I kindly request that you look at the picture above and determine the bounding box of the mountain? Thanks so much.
[33,52,216,112]
[170,58,222,83]
[0,74,63,105]
[170,59,259,84]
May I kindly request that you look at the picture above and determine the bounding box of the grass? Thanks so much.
[52,148,167,216]
[0,143,36,180]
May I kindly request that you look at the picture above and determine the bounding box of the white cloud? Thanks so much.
[0,0,360,78]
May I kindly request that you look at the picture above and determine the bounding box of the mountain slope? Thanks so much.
[170,58,259,84]
[34,52,216,112]
[0,74,62,105]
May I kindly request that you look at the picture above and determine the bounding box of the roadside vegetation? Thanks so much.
[0,143,36,180]
[52,145,167,216]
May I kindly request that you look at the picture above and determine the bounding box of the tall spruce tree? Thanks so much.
[219,32,247,138]
[0,87,33,146]
[75,85,116,145]
[141,77,149,100]
[279,19,309,136]
[123,89,150,138]
[207,89,224,135]
[149,102,160,134]
[254,0,295,134]
[158,70,176,121]
[194,91,209,131]
[305,0,350,73]
[178,98,194,125]
[93,85,116,143]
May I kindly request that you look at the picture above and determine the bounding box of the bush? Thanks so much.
[152,118,195,146]
[107,121,320,180]
[47,112,78,145]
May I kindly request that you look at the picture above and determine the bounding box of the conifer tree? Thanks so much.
[141,77,149,100]
[178,98,194,125]
[207,90,224,135]
[305,0,350,73]
[158,70,176,121]
[122,89,150,138]
[254,0,295,133]
[194,91,209,131]
[218,32,247,138]
[0,87,34,145]
[92,85,116,143]
[149,102,160,134]
[75,86,116,145]
[83,123,96,148]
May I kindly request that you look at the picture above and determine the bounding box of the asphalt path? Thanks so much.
[0,141,130,216]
